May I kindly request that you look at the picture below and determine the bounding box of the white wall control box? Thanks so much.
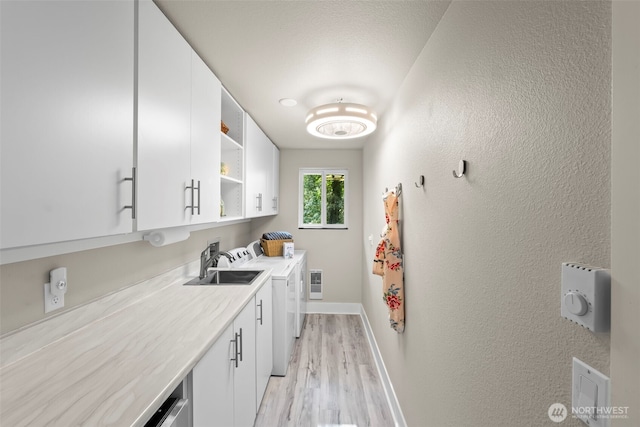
[561,263,611,332]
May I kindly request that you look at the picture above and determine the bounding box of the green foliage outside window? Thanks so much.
[326,174,345,224]
[303,174,322,224]
[301,170,346,227]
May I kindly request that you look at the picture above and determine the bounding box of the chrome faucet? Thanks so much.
[199,242,219,279]
[212,251,235,267]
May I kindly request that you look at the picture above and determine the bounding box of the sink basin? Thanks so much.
[184,270,263,286]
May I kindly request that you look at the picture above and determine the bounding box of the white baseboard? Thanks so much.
[304,301,406,427]
[359,306,407,427]
[305,301,362,314]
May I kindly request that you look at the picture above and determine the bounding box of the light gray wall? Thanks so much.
[611,1,640,424]
[362,2,611,426]
[252,149,363,304]
[0,223,251,334]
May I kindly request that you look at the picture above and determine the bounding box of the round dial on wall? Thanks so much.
[563,291,589,316]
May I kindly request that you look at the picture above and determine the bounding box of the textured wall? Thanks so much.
[0,222,252,334]
[361,2,611,426]
[251,149,363,304]
[610,1,640,424]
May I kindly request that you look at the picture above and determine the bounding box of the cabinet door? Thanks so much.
[0,0,134,248]
[192,324,234,427]
[189,51,221,224]
[244,116,269,218]
[256,280,273,410]
[234,300,257,427]
[137,0,191,231]
[271,144,280,214]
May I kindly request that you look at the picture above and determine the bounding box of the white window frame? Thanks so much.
[298,168,348,229]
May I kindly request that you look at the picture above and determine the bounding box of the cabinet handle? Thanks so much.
[257,300,263,325]
[230,332,239,368]
[256,193,263,211]
[238,327,243,362]
[196,180,201,215]
[123,167,136,219]
[185,179,196,215]
[272,196,278,211]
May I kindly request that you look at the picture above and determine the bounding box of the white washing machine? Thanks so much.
[246,240,306,338]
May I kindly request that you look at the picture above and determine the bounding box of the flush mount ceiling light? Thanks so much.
[305,100,377,139]
[279,98,297,107]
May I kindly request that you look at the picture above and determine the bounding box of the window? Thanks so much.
[299,169,348,228]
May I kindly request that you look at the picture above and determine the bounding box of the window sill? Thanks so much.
[298,227,349,230]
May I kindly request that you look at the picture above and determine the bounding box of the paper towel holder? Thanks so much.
[143,227,190,247]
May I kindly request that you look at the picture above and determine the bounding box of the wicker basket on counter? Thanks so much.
[260,239,293,257]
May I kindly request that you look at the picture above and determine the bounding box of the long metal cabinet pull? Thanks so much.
[185,179,195,215]
[230,332,239,368]
[257,300,263,325]
[196,180,201,214]
[256,193,263,211]
[272,196,278,211]
[123,167,136,219]
[238,327,243,362]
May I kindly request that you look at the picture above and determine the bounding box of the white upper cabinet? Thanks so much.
[245,115,278,218]
[0,0,135,249]
[271,144,280,215]
[137,0,221,230]
[189,52,221,225]
[137,0,192,231]
[245,116,268,218]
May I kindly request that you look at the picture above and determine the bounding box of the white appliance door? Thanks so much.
[286,268,296,368]
[296,254,307,337]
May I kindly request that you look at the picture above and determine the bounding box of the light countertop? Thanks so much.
[0,261,271,427]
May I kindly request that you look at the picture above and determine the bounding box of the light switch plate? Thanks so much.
[572,357,610,427]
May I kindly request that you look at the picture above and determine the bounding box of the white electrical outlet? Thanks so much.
[44,267,68,313]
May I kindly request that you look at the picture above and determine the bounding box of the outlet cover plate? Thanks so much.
[572,357,610,427]
[44,282,64,313]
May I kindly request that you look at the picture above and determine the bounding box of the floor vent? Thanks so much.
[309,269,323,300]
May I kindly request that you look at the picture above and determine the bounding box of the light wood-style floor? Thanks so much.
[255,314,395,427]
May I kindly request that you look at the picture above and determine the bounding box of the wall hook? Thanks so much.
[453,160,466,178]
[415,175,424,188]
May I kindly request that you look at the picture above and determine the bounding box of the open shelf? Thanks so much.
[219,88,244,219]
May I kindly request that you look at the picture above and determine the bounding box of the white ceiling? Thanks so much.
[155,0,451,150]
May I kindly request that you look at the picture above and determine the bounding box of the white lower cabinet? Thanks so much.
[193,290,273,427]
[255,280,273,410]
[233,298,257,427]
[192,323,234,427]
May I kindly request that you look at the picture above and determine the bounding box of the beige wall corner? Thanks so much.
[611,1,640,425]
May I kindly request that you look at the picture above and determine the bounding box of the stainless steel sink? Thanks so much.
[183,270,263,286]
